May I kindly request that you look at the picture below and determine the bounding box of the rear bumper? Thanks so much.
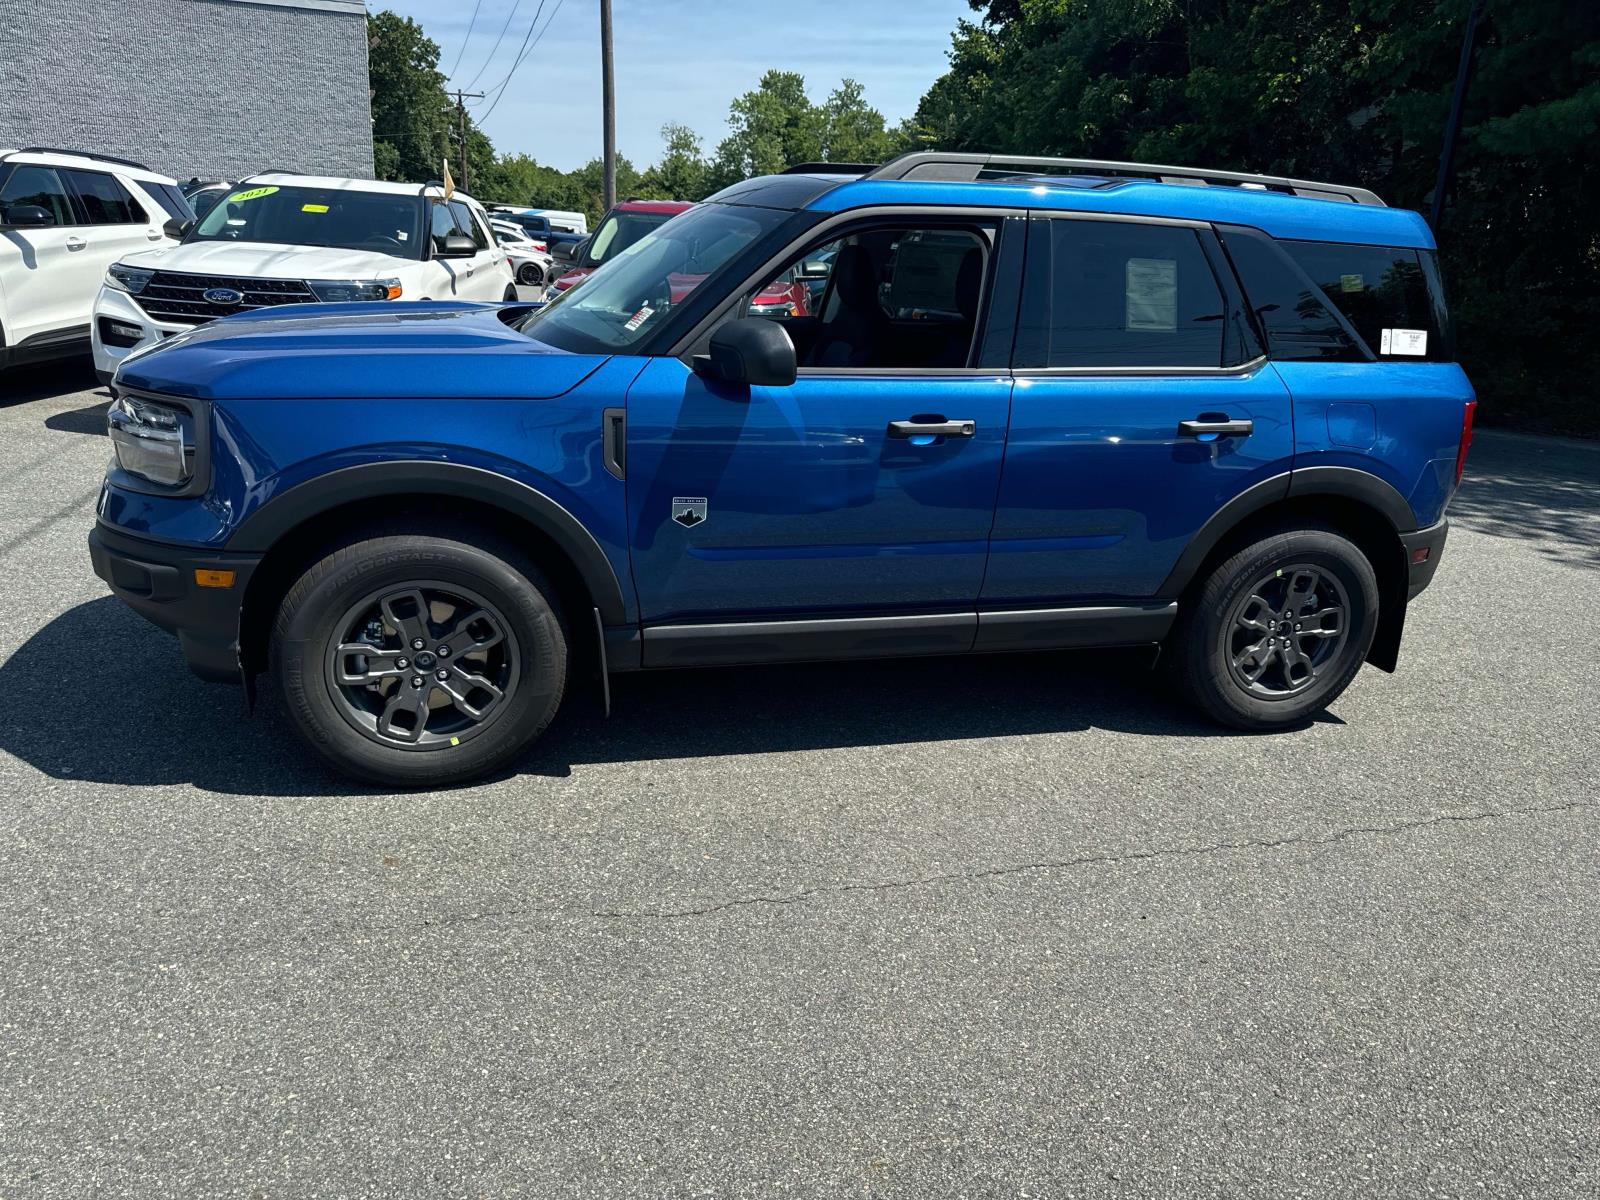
[88,522,259,683]
[1400,517,1448,600]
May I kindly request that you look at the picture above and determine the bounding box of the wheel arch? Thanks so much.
[231,461,628,677]
[1160,468,1414,673]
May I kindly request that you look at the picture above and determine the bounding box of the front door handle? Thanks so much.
[65,235,87,251]
[888,418,976,439]
[146,228,162,240]
[1178,418,1254,438]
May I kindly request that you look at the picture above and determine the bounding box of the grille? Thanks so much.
[135,272,316,325]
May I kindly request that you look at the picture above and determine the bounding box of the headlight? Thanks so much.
[306,278,403,302]
[107,394,195,489]
[105,264,155,294]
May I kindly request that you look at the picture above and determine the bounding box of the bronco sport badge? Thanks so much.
[671,497,708,528]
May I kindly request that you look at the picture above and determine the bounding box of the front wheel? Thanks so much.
[270,522,568,787]
[517,262,544,287]
[1168,525,1379,730]
[502,283,519,301]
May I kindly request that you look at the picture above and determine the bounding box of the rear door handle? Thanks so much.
[888,419,976,439]
[1178,418,1254,438]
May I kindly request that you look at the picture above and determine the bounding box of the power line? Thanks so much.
[460,0,524,91]
[476,0,562,125]
[445,0,486,80]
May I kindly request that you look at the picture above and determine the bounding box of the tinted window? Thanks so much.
[63,169,142,224]
[582,211,672,267]
[146,182,195,223]
[1281,240,1448,361]
[430,201,466,251]
[1021,219,1231,368]
[1219,228,1361,362]
[450,201,488,250]
[190,185,425,257]
[0,165,73,225]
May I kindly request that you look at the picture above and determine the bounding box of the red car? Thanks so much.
[548,198,812,316]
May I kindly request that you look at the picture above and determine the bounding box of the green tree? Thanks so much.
[909,0,1600,434]
[712,70,825,182]
[819,79,900,163]
[367,11,453,182]
[636,124,714,201]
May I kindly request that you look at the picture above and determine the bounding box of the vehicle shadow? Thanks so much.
[0,597,1254,795]
[44,399,111,436]
[1452,432,1600,570]
[1,359,104,406]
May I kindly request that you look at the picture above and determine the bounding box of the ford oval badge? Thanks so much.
[203,287,244,306]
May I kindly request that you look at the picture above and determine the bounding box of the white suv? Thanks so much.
[93,173,516,382]
[0,148,190,373]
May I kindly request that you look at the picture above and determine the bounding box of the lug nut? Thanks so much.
[411,638,425,651]
[437,645,450,657]
[411,676,424,689]
[435,670,449,682]
[396,657,408,669]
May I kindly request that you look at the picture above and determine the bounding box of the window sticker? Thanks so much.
[1380,328,1428,356]
[624,304,655,332]
[225,186,278,203]
[1125,257,1178,331]
[301,203,329,214]
[1340,273,1365,292]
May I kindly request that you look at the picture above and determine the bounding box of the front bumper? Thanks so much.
[91,286,190,383]
[88,522,260,683]
[1400,517,1449,600]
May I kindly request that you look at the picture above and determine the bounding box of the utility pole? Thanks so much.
[600,0,616,209]
[1430,0,1482,231]
[453,89,485,194]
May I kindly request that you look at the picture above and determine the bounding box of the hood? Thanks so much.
[117,239,421,281]
[117,302,608,402]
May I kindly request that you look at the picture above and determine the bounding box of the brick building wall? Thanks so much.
[0,0,373,182]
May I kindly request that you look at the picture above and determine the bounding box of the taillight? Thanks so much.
[1455,399,1477,484]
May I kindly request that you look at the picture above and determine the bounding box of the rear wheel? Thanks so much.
[270,522,567,787]
[516,262,543,287]
[1169,526,1378,729]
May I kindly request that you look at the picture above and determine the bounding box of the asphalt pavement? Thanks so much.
[1,359,1596,1198]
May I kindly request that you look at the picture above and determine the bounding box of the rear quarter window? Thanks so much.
[1280,240,1453,362]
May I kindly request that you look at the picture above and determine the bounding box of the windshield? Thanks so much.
[189,184,425,258]
[580,210,676,268]
[519,202,790,355]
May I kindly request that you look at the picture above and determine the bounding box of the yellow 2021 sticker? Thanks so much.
[226,186,279,203]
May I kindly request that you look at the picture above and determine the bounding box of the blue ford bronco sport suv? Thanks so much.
[89,152,1475,787]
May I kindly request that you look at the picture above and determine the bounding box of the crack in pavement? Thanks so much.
[499,798,1599,924]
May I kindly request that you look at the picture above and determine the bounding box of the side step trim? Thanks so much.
[632,602,1179,669]
[973,603,1177,652]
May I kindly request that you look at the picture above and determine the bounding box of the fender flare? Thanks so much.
[226,460,629,624]
[1158,466,1415,598]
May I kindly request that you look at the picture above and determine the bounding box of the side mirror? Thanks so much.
[797,259,831,280]
[436,234,478,258]
[551,239,578,263]
[2,204,55,228]
[163,217,193,241]
[694,318,798,388]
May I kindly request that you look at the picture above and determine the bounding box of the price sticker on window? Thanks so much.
[1380,328,1428,356]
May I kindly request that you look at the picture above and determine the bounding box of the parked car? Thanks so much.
[488,207,587,255]
[89,151,1475,787]
[491,222,555,288]
[547,198,691,295]
[181,179,236,221]
[0,147,190,372]
[91,173,516,382]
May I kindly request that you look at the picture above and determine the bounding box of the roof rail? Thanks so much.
[19,146,152,172]
[781,162,878,177]
[863,152,1386,206]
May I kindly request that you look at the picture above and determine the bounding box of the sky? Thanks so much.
[375,0,975,172]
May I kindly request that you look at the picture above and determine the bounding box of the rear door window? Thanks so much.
[1279,240,1451,361]
[62,169,143,224]
[1017,218,1254,368]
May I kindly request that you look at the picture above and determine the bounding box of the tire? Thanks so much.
[1168,524,1379,730]
[270,520,568,787]
[502,284,518,301]
[517,262,543,287]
